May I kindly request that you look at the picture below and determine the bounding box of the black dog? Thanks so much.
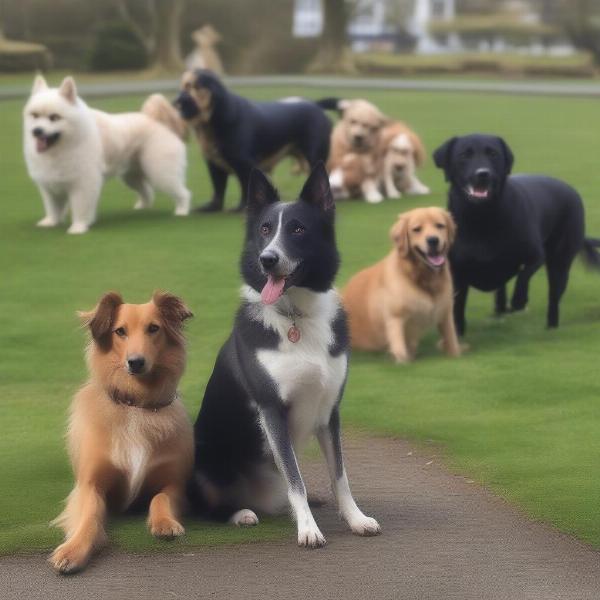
[190,164,380,547]
[174,70,331,212]
[433,133,600,335]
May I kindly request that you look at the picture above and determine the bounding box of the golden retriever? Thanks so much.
[328,99,388,203]
[379,121,430,199]
[343,207,461,363]
[50,291,194,574]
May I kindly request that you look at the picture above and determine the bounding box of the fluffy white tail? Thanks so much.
[141,94,188,141]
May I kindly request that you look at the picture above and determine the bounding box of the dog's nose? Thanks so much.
[32,127,44,138]
[127,355,146,374]
[475,168,491,183]
[354,134,364,145]
[426,236,440,248]
[259,250,279,270]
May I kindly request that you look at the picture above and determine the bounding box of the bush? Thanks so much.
[86,22,147,72]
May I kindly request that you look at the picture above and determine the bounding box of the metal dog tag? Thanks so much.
[287,325,301,343]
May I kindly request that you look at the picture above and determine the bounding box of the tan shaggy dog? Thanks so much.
[50,291,194,574]
[343,207,461,364]
[328,99,388,203]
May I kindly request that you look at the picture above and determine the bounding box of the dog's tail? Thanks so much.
[582,238,600,270]
[141,94,189,141]
[315,97,343,112]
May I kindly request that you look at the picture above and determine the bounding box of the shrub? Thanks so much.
[86,22,147,72]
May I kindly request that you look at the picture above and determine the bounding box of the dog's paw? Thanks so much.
[49,541,89,575]
[174,206,191,217]
[365,191,384,204]
[229,509,259,527]
[133,199,149,210]
[67,222,89,235]
[348,514,381,537]
[387,190,402,200]
[37,216,59,228]
[150,517,185,539]
[412,185,430,195]
[297,525,326,549]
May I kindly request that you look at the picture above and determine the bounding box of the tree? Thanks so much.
[116,0,185,71]
[558,0,600,66]
[308,0,355,74]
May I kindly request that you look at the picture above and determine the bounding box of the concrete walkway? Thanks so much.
[3,75,600,100]
[2,436,599,600]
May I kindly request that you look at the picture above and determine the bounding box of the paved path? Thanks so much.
[2,436,600,600]
[3,75,600,100]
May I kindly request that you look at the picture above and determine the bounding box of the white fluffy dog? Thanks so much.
[23,75,191,234]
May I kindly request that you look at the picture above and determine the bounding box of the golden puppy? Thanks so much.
[343,207,461,363]
[379,122,430,199]
[328,99,388,203]
[50,291,194,574]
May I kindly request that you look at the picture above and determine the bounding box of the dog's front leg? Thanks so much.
[148,484,185,539]
[198,161,228,212]
[384,169,402,199]
[386,316,411,363]
[317,407,381,536]
[50,483,107,574]
[453,285,469,336]
[68,183,101,235]
[259,405,325,548]
[438,308,462,357]
[37,186,66,227]
[406,175,430,195]
[229,158,254,213]
[361,178,384,204]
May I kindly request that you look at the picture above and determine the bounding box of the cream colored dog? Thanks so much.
[343,207,461,363]
[24,76,191,234]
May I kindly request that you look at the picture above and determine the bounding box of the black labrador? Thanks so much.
[174,69,331,212]
[433,133,600,335]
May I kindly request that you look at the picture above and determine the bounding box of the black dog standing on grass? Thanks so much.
[434,133,600,335]
[190,164,380,547]
[174,69,331,212]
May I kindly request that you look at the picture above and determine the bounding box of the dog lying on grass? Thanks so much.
[343,207,461,363]
[23,76,192,234]
[50,292,193,574]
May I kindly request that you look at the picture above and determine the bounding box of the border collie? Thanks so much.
[191,163,381,547]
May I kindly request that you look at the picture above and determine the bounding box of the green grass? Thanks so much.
[1,85,600,555]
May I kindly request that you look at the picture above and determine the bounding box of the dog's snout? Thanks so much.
[426,236,440,247]
[127,355,146,374]
[259,250,279,270]
[475,168,491,183]
[353,134,364,145]
[32,127,44,138]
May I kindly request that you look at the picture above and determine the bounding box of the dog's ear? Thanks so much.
[79,292,123,350]
[153,291,193,345]
[443,210,457,246]
[58,76,77,104]
[433,137,458,181]
[337,99,351,115]
[31,74,48,95]
[410,132,427,168]
[390,214,409,257]
[247,168,279,215]
[300,162,335,213]
[496,136,514,175]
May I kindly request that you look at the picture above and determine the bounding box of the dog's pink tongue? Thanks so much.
[261,275,285,305]
[428,255,446,267]
[36,138,48,153]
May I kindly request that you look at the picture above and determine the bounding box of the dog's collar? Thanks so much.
[273,299,303,343]
[107,388,177,412]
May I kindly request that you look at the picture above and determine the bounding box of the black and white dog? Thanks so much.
[191,164,380,547]
[434,133,600,335]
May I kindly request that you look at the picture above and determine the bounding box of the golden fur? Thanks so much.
[141,94,189,141]
[50,292,194,574]
[342,207,461,363]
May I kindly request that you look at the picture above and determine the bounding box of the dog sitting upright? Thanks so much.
[191,164,380,547]
[174,70,331,212]
[50,292,193,574]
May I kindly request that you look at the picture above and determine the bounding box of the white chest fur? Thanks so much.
[246,286,348,447]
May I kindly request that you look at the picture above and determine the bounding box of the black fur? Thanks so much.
[174,70,332,212]
[191,164,348,523]
[434,133,600,334]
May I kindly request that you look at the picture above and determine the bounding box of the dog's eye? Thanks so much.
[49,114,61,122]
[436,223,446,229]
[147,323,160,334]
[114,327,126,337]
[486,148,497,157]
[459,149,474,160]
[412,226,422,233]
[31,112,39,119]
[292,225,305,235]
[260,223,271,236]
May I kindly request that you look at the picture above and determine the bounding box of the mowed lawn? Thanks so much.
[1,82,600,555]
